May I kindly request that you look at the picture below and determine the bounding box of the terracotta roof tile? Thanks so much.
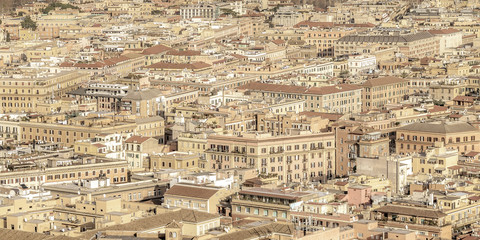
[164,184,220,199]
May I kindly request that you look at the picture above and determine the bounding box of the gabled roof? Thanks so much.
[81,209,220,239]
[164,184,220,199]
[145,61,211,70]
[398,121,478,134]
[238,82,361,95]
[122,89,163,101]
[125,136,153,144]
[373,205,447,218]
[428,28,460,35]
[362,76,407,87]
[218,222,295,240]
[166,49,201,56]
[0,228,76,240]
[338,32,434,43]
[142,44,173,55]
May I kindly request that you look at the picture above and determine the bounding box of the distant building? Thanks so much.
[180,4,218,19]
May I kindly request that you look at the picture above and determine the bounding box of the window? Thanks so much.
[236,206,241,212]
[254,208,259,215]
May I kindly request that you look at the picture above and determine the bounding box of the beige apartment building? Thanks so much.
[362,76,408,111]
[20,115,164,146]
[0,71,86,113]
[125,136,159,171]
[150,152,202,172]
[430,80,466,102]
[412,142,458,175]
[163,184,230,214]
[239,82,363,113]
[0,120,21,141]
[44,179,168,203]
[396,121,480,155]
[231,187,319,222]
[0,157,129,189]
[335,32,439,58]
[206,131,336,183]
[304,28,356,57]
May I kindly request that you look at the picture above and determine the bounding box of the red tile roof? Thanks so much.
[125,136,152,144]
[142,44,173,55]
[238,82,361,95]
[427,28,460,35]
[429,105,448,113]
[363,76,407,87]
[166,50,201,56]
[146,61,211,70]
[453,96,475,102]
[464,151,480,157]
[164,184,220,199]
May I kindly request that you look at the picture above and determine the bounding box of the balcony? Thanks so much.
[232,199,291,209]
[377,220,447,232]
[270,149,285,154]
[232,149,246,155]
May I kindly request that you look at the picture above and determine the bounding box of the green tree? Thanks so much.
[271,4,280,12]
[339,70,350,79]
[220,8,237,17]
[41,2,79,14]
[21,15,37,30]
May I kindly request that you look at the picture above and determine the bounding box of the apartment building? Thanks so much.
[335,32,439,58]
[0,120,20,141]
[0,156,129,189]
[439,192,480,231]
[122,89,198,117]
[0,71,87,113]
[412,142,458,175]
[371,204,452,239]
[429,80,466,102]
[74,133,127,159]
[125,136,159,171]
[20,115,163,146]
[150,152,202,172]
[304,28,356,57]
[2,195,145,235]
[163,184,230,214]
[206,131,336,183]
[231,188,318,222]
[239,82,363,113]
[347,55,377,76]
[180,4,218,19]
[44,179,168,203]
[255,112,329,134]
[60,54,145,77]
[70,83,129,112]
[396,121,480,155]
[271,7,306,27]
[362,76,408,111]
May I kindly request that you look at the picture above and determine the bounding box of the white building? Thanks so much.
[428,29,463,54]
[347,55,376,76]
